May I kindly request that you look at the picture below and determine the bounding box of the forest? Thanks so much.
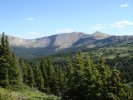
[0,33,133,100]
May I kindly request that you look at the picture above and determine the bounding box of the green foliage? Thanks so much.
[47,58,57,94]
[0,57,9,87]
[19,58,35,88]
[0,33,22,87]
[9,53,22,85]
[40,59,47,86]
[66,57,73,87]
[57,67,65,95]
[19,58,28,84]
[27,64,35,87]
[0,32,133,100]
[0,86,59,100]
[62,52,131,100]
[33,63,44,91]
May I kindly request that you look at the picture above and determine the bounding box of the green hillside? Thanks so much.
[0,33,133,100]
[0,86,59,100]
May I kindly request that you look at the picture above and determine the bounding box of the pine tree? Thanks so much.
[33,63,44,90]
[97,58,111,80]
[105,69,130,100]
[63,66,67,92]
[57,67,64,95]
[97,58,111,98]
[40,59,48,89]
[27,64,35,87]
[66,57,73,87]
[74,51,84,74]
[0,33,10,87]
[47,58,57,94]
[62,51,85,100]
[19,58,28,84]
[0,57,9,87]
[62,53,131,100]
[82,54,100,99]
[73,51,84,86]
[9,53,22,85]
[0,33,22,87]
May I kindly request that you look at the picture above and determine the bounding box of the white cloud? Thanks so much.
[56,28,77,33]
[120,3,129,7]
[111,20,133,29]
[24,17,35,21]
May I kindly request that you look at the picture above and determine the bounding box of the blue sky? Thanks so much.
[0,0,133,39]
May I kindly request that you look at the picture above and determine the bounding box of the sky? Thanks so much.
[0,0,133,39]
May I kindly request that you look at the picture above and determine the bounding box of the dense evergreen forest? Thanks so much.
[0,33,133,100]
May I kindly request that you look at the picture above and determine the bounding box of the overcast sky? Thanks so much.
[0,0,133,39]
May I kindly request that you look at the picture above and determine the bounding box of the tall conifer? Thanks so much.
[0,33,22,87]
[33,63,44,90]
[27,64,35,87]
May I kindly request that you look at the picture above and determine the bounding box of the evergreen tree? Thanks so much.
[40,59,48,89]
[27,64,35,87]
[57,67,64,95]
[0,33,10,87]
[82,54,100,99]
[96,58,111,99]
[66,57,73,87]
[62,51,85,100]
[19,58,28,84]
[62,53,132,100]
[0,33,22,87]
[105,69,130,100]
[47,58,57,94]
[9,53,22,85]
[0,57,9,87]
[73,51,84,87]
[74,51,84,75]
[63,66,67,92]
[33,63,44,90]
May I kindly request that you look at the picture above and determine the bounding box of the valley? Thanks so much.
[1,0,133,99]
[4,31,133,57]
[0,32,133,100]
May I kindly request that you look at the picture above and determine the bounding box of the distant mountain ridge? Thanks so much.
[8,32,110,48]
[91,31,110,39]
[1,31,133,57]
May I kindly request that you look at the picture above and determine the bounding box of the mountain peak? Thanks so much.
[92,31,110,39]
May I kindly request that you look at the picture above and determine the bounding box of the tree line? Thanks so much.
[0,33,132,100]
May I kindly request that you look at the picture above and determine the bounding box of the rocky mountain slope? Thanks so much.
[2,31,133,57]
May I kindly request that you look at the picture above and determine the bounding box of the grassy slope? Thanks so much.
[89,46,133,59]
[0,86,59,100]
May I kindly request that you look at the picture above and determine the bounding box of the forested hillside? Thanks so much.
[0,33,59,100]
[0,31,132,57]
[0,33,133,100]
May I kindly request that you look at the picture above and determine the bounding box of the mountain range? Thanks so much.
[3,31,133,57]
